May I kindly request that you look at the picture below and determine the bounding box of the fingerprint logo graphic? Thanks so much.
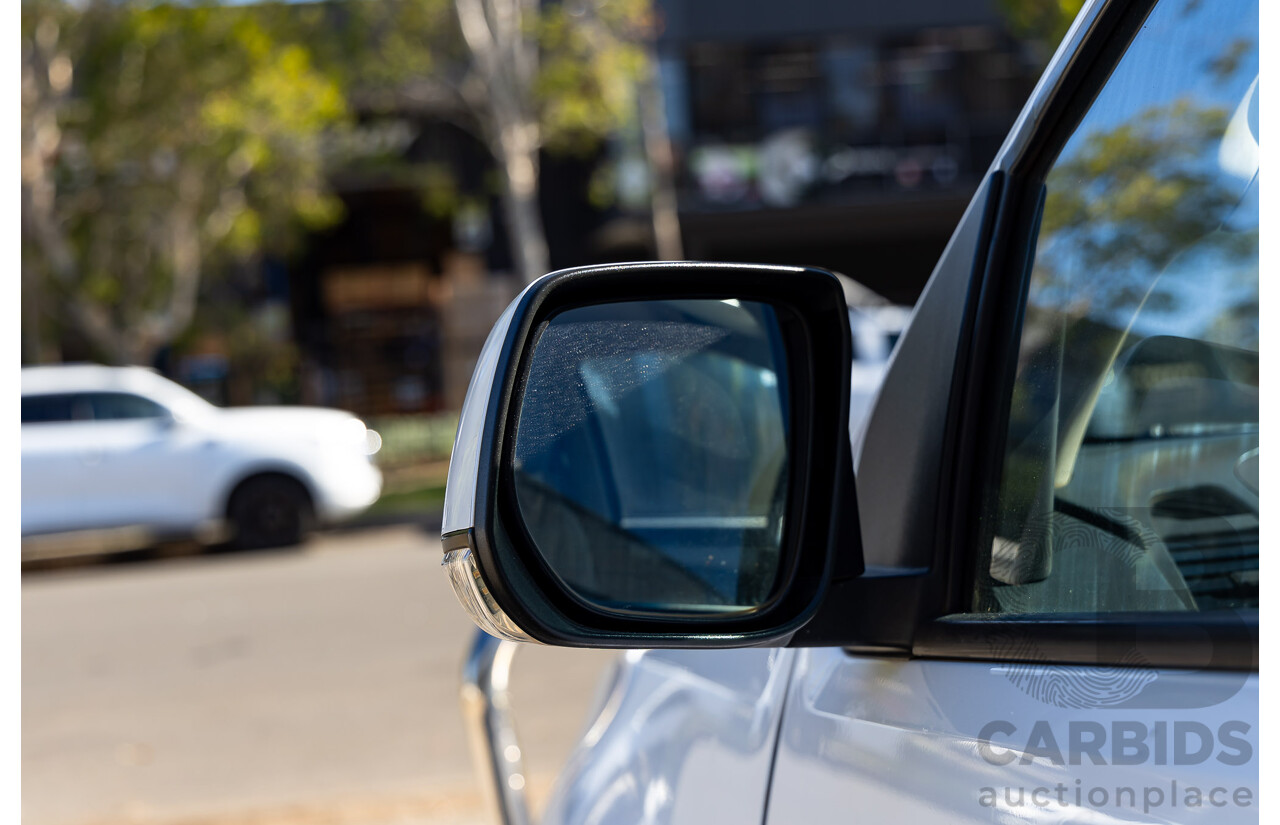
[998,640,1159,709]
[987,509,1166,709]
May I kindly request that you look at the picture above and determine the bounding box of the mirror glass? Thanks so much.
[512,299,790,614]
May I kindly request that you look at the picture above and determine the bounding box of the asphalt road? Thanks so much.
[22,526,617,825]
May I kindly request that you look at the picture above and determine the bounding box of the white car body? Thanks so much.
[545,646,1256,825]
[21,365,382,551]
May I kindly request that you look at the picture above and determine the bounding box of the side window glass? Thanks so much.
[976,0,1258,615]
[21,394,95,424]
[87,393,167,421]
[21,394,76,424]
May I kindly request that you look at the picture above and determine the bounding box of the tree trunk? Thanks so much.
[138,168,204,356]
[497,129,549,283]
[455,0,550,284]
[638,50,683,261]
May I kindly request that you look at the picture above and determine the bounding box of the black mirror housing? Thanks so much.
[441,262,857,647]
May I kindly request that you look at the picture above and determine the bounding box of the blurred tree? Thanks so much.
[996,0,1085,57]
[301,0,661,283]
[173,296,301,406]
[21,0,348,366]
[459,0,652,280]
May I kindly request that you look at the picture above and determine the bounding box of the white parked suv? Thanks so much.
[21,364,382,558]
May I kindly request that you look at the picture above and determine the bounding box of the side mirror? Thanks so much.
[442,263,855,647]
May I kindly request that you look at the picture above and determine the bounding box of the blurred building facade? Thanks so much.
[639,0,1039,303]
[280,0,1040,417]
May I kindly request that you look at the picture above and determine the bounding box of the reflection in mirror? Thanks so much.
[513,299,789,614]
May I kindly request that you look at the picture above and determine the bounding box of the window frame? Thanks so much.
[917,0,1258,670]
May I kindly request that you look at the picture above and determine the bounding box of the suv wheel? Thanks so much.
[228,476,314,550]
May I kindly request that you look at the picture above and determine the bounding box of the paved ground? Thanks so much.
[22,526,617,825]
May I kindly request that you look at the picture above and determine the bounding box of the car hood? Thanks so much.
[204,406,367,440]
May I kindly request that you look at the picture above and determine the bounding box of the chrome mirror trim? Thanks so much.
[460,629,533,825]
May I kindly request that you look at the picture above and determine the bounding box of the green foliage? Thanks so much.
[415,164,463,218]
[175,299,301,404]
[996,0,1086,51]
[22,0,349,364]
[267,0,455,105]
[535,0,650,155]
[301,0,654,204]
